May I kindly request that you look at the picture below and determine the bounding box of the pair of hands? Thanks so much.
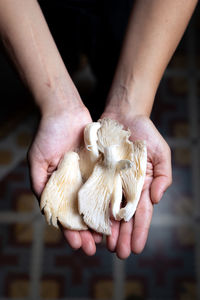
[28,106,172,259]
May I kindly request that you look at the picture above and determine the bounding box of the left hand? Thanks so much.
[28,105,102,255]
[101,112,172,259]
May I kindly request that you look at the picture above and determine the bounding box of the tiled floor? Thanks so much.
[0,5,200,300]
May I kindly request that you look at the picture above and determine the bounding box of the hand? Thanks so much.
[101,112,172,259]
[28,105,102,255]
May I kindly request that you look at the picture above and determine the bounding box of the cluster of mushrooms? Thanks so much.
[40,118,147,235]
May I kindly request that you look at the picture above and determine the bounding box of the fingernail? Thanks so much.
[72,235,81,249]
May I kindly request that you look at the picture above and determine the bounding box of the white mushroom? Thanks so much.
[40,151,87,230]
[78,122,101,182]
[40,118,147,235]
[118,141,147,221]
[96,119,147,223]
[78,145,132,235]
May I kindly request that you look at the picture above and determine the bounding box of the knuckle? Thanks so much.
[168,175,173,187]
[132,247,143,255]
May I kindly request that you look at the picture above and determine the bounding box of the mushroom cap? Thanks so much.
[97,118,133,161]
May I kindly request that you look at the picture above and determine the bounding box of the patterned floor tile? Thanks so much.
[0,224,31,298]
[125,225,196,300]
[42,240,114,299]
[152,78,189,139]
[0,4,200,300]
[153,148,193,218]
[0,160,32,212]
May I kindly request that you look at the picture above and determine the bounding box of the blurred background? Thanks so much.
[0,1,200,299]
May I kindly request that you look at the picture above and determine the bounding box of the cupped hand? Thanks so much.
[28,105,102,255]
[101,112,172,259]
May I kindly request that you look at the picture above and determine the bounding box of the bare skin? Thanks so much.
[101,113,172,259]
[0,0,197,258]
[28,107,103,255]
[100,0,197,258]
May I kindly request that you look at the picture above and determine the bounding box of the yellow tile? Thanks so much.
[94,280,113,299]
[44,225,62,244]
[125,280,145,298]
[180,282,197,300]
[176,226,195,247]
[8,279,29,297]
[16,193,35,212]
[174,148,191,166]
[173,122,189,138]
[175,196,193,216]
[14,223,33,243]
[41,279,61,299]
[0,149,12,164]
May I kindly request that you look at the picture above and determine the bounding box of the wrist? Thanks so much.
[33,73,87,118]
[104,79,156,118]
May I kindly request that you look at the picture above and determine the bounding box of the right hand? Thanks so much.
[101,112,172,259]
[28,105,102,255]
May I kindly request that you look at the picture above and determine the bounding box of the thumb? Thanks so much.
[29,160,48,199]
[150,148,172,204]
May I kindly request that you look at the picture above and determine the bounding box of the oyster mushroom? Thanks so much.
[78,122,101,182]
[40,151,87,230]
[78,145,132,235]
[97,119,147,223]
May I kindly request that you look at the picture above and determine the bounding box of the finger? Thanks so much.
[116,218,133,259]
[131,189,153,254]
[80,231,96,256]
[106,219,120,252]
[151,175,171,204]
[151,146,172,204]
[63,229,82,250]
[31,165,47,198]
[92,231,103,244]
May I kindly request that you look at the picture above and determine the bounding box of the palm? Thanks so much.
[125,115,165,194]
[29,108,92,197]
[127,115,172,202]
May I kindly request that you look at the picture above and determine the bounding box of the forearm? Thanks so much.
[105,0,197,117]
[0,0,83,116]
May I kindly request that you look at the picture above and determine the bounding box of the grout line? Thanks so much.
[0,116,36,181]
[191,145,200,218]
[195,226,200,300]
[0,211,195,226]
[0,212,40,223]
[0,148,27,181]
[187,27,199,141]
[186,23,200,300]
[29,201,45,300]
[165,137,191,148]
[151,215,194,226]
[113,255,125,300]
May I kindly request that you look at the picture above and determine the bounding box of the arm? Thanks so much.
[103,0,197,259]
[105,0,197,118]
[0,0,82,115]
[0,0,101,255]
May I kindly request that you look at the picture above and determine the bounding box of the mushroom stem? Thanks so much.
[84,122,101,160]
